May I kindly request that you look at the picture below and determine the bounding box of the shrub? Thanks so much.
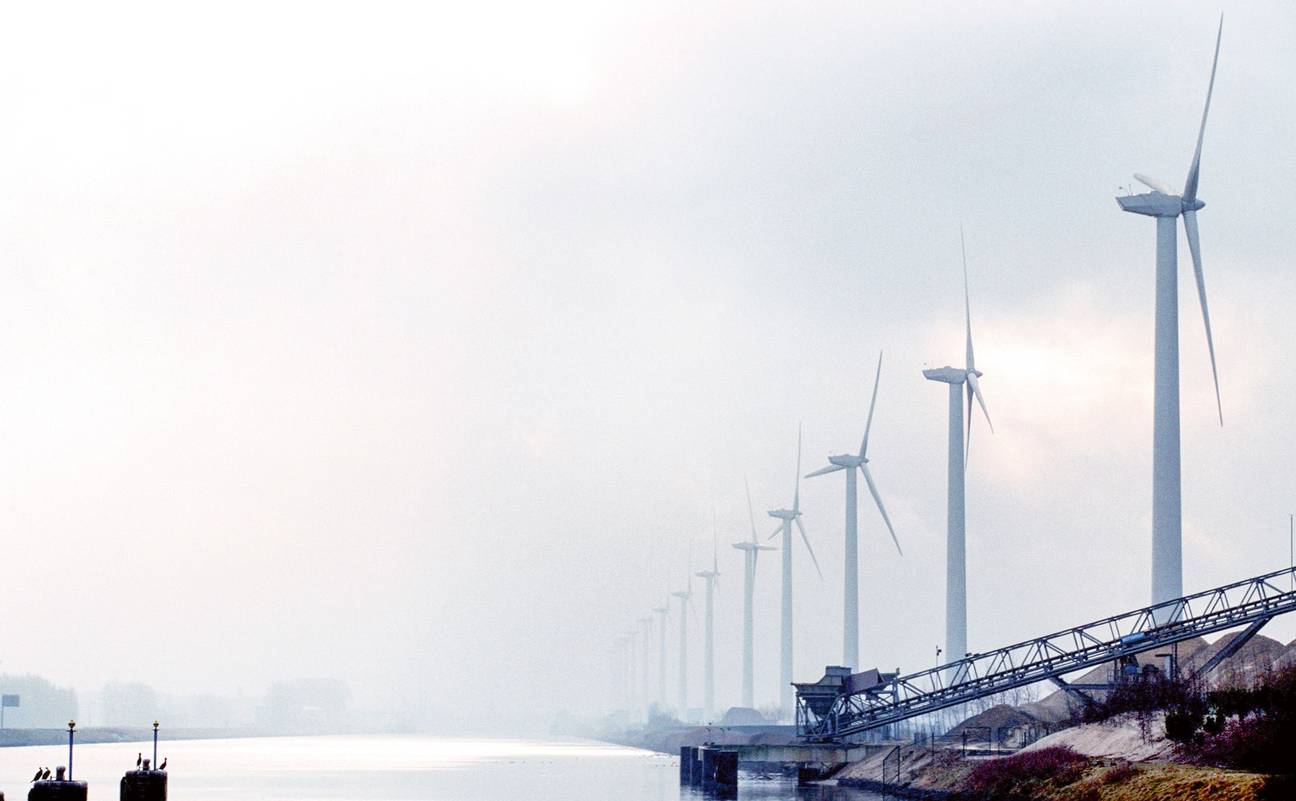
[966,746,1089,798]
[1186,664,1296,775]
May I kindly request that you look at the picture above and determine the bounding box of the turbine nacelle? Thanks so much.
[922,366,969,385]
[1116,189,1203,218]
[732,541,776,552]
[828,453,865,468]
[767,508,798,521]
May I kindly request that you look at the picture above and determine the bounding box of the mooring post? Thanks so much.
[679,746,694,784]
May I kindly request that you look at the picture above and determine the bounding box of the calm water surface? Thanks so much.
[0,735,896,801]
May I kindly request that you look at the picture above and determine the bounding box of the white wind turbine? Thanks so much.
[651,601,669,708]
[807,351,902,670]
[734,480,776,709]
[637,616,653,713]
[923,231,993,667]
[670,551,694,712]
[1116,17,1225,610]
[694,520,721,719]
[766,424,822,720]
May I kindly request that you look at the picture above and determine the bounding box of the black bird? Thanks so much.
[136,752,142,768]
[41,768,50,780]
[158,758,167,771]
[30,768,41,782]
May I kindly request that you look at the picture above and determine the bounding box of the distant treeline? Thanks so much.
[0,673,78,728]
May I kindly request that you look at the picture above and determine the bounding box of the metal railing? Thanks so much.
[798,566,1296,740]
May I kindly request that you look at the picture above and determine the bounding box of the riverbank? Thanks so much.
[833,716,1287,801]
[0,726,304,747]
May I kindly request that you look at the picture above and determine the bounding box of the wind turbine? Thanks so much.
[807,351,902,669]
[1116,17,1224,610]
[734,480,777,709]
[651,602,669,708]
[767,424,822,720]
[671,553,694,713]
[695,519,721,719]
[923,230,993,669]
[638,616,653,713]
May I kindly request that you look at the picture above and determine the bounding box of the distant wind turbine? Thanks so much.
[767,424,822,720]
[734,480,776,708]
[651,602,669,708]
[695,519,721,719]
[1116,16,1225,609]
[637,616,653,713]
[671,552,694,712]
[807,351,902,669]
[923,230,993,669]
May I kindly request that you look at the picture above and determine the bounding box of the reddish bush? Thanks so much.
[966,746,1089,798]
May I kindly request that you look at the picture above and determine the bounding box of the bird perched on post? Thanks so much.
[30,768,40,783]
[136,752,142,768]
[158,758,167,771]
[41,768,50,780]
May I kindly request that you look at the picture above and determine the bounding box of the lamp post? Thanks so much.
[67,719,76,780]
[153,721,159,769]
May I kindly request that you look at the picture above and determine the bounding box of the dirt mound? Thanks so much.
[948,703,1045,735]
[1182,633,1288,687]
[1020,712,1174,762]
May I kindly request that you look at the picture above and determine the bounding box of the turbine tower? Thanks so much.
[767,424,822,720]
[807,351,903,669]
[1116,17,1224,609]
[638,616,653,713]
[695,522,721,719]
[651,602,669,708]
[671,559,693,712]
[734,480,776,708]
[923,231,993,667]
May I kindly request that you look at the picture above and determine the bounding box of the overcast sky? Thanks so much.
[0,1,1293,730]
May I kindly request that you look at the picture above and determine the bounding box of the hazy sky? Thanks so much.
[0,1,1293,730]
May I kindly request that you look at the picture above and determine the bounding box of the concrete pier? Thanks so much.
[679,746,695,784]
[712,750,738,796]
[688,746,704,785]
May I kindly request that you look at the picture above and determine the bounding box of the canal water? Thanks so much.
[0,735,895,800]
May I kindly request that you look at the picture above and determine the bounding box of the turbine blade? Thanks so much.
[794,422,802,513]
[768,523,783,541]
[745,478,758,544]
[1134,173,1176,195]
[860,350,883,458]
[1183,15,1222,203]
[805,463,845,478]
[795,516,823,579]
[962,226,975,373]
[967,371,993,433]
[1183,209,1223,425]
[861,464,902,556]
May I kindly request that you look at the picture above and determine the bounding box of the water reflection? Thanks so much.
[0,736,897,801]
[680,772,897,801]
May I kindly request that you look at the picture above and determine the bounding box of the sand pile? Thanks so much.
[1019,712,1174,762]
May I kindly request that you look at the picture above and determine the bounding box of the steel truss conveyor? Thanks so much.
[796,566,1296,741]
